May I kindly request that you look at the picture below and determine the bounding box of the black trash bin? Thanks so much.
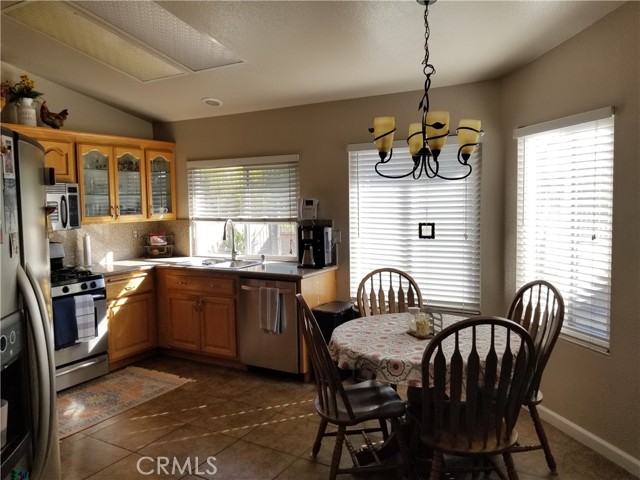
[312,301,357,343]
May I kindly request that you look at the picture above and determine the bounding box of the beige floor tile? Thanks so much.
[242,412,323,456]
[190,399,280,439]
[273,457,330,480]
[89,409,185,451]
[138,423,237,462]
[194,439,297,480]
[135,387,229,423]
[85,452,181,479]
[59,434,131,480]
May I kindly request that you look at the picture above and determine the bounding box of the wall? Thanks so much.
[154,81,505,314]
[1,62,153,138]
[502,1,639,467]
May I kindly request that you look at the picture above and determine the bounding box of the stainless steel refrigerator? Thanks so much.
[1,127,61,480]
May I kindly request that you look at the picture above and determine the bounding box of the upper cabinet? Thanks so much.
[3,124,76,182]
[1,123,176,224]
[146,149,176,220]
[77,142,147,223]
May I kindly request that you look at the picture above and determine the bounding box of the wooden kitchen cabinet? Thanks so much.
[77,142,147,223]
[106,270,157,368]
[146,148,176,220]
[2,123,76,182]
[157,269,237,360]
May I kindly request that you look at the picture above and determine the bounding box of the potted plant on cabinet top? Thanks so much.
[1,74,43,126]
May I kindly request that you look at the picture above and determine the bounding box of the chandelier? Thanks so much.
[369,0,483,180]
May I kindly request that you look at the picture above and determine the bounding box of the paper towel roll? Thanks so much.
[83,234,92,266]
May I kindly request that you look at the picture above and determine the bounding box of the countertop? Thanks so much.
[90,257,338,280]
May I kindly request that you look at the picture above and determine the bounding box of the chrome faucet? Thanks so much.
[223,219,237,260]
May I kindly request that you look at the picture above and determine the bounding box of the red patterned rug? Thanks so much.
[57,366,193,438]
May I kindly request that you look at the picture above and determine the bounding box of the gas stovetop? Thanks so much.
[50,267,105,297]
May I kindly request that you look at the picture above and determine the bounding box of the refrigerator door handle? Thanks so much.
[17,264,56,479]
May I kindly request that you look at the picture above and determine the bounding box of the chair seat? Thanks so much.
[422,428,518,456]
[316,380,406,425]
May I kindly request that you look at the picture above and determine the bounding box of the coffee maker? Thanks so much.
[298,220,333,268]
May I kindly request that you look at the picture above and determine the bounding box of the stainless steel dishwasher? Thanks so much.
[239,278,299,374]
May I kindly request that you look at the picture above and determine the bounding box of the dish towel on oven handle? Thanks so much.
[53,296,78,350]
[74,294,96,342]
[259,287,285,334]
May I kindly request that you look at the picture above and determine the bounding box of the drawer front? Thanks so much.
[164,273,235,296]
[106,271,153,299]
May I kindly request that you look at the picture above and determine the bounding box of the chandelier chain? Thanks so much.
[421,3,435,118]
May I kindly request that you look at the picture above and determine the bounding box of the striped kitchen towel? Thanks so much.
[74,294,96,342]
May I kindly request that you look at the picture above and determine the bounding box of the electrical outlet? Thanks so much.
[333,229,342,244]
[133,229,139,238]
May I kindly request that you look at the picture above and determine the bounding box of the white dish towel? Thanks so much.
[259,287,284,334]
[74,294,96,342]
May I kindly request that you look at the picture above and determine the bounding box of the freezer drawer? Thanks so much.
[239,279,298,374]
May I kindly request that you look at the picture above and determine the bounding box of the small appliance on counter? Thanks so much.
[143,233,174,258]
[297,219,334,268]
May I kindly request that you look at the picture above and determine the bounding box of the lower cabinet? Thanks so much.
[106,270,157,367]
[158,269,237,360]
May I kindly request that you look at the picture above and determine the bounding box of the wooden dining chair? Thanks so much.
[419,316,536,480]
[356,268,423,317]
[507,280,565,474]
[296,293,412,480]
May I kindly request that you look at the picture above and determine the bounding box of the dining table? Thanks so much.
[328,311,507,388]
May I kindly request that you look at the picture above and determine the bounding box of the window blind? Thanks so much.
[348,143,482,313]
[515,112,614,351]
[187,155,300,221]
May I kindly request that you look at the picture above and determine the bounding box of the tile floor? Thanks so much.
[59,356,635,480]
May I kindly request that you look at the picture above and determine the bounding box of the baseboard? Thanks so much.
[537,405,640,478]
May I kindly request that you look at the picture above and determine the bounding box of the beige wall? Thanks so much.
[502,2,639,462]
[1,62,153,138]
[154,81,505,313]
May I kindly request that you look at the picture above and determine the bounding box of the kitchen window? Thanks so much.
[348,141,482,313]
[187,155,300,260]
[514,107,614,351]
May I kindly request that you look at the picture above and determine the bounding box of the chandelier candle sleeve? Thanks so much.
[425,111,449,158]
[372,116,396,159]
[457,119,482,160]
[408,123,424,157]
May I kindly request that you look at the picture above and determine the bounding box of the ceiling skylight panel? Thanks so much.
[75,1,243,72]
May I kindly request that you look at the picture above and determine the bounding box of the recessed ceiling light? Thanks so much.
[202,97,223,107]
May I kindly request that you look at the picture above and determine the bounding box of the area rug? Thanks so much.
[57,366,194,438]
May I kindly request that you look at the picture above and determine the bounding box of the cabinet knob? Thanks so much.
[177,281,187,285]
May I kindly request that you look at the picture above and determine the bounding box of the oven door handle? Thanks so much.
[56,356,107,377]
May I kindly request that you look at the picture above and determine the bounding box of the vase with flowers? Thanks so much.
[1,74,44,126]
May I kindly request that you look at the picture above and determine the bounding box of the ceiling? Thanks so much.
[0,1,623,124]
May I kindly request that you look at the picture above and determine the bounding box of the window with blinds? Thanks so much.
[187,155,300,260]
[515,108,614,351]
[348,142,482,313]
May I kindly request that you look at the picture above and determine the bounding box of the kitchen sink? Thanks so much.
[201,258,262,269]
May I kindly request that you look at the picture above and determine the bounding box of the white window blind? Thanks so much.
[348,142,482,313]
[515,109,614,351]
[187,155,300,221]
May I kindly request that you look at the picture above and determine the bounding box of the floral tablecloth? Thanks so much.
[328,313,511,387]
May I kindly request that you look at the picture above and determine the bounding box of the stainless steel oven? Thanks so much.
[50,270,108,391]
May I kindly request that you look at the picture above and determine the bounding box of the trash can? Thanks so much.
[312,301,356,343]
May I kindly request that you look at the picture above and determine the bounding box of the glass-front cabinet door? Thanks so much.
[79,144,113,222]
[146,149,175,219]
[115,147,146,221]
